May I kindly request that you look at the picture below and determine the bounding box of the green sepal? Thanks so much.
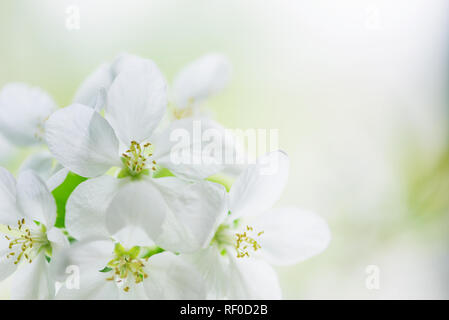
[152,167,175,178]
[142,246,165,259]
[128,246,141,259]
[99,267,113,273]
[206,173,234,192]
[114,243,127,256]
[117,168,131,179]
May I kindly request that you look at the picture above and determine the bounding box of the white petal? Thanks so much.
[151,177,228,253]
[56,267,119,300]
[0,135,15,163]
[105,180,166,248]
[45,103,121,177]
[152,118,228,179]
[254,207,331,266]
[229,150,289,220]
[106,65,167,144]
[111,53,161,75]
[143,252,205,299]
[188,247,232,299]
[0,236,17,281]
[19,151,60,182]
[54,243,119,301]
[0,83,57,146]
[73,54,161,111]
[225,256,282,299]
[16,170,56,227]
[172,54,231,108]
[0,167,20,225]
[47,227,69,249]
[51,239,114,283]
[46,168,69,192]
[65,176,122,241]
[73,63,113,108]
[117,282,147,300]
[11,254,54,299]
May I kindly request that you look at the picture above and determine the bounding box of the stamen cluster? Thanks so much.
[105,245,149,292]
[4,218,47,265]
[122,141,156,175]
[235,226,264,258]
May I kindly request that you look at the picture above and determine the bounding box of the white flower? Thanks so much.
[72,53,162,109]
[0,83,57,146]
[54,178,224,299]
[0,83,63,181]
[46,59,224,180]
[19,151,63,183]
[191,151,331,299]
[73,53,231,120]
[171,54,232,119]
[0,168,68,299]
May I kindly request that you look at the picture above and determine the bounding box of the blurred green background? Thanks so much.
[1,0,449,299]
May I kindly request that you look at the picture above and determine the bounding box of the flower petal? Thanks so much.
[46,168,69,192]
[56,267,119,300]
[151,177,228,253]
[172,54,231,109]
[117,282,147,300]
[0,135,15,163]
[65,176,122,241]
[188,247,232,299]
[47,227,70,249]
[0,236,17,281]
[10,254,54,299]
[229,150,289,220]
[104,180,166,247]
[45,103,120,177]
[51,239,114,283]
[111,53,160,75]
[152,118,229,179]
[54,241,119,301]
[19,151,61,182]
[143,252,205,299]
[225,255,282,299]
[0,167,20,225]
[254,207,331,266]
[73,64,114,108]
[0,83,57,146]
[16,170,56,227]
[106,64,167,144]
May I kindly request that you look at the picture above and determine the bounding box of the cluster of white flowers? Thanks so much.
[0,53,330,299]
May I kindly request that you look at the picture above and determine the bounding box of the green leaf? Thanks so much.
[52,172,88,228]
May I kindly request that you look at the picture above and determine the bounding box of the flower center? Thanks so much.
[3,218,48,265]
[212,223,264,258]
[235,226,264,258]
[34,116,49,142]
[121,141,157,176]
[172,98,195,120]
[173,106,194,120]
[104,244,148,292]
